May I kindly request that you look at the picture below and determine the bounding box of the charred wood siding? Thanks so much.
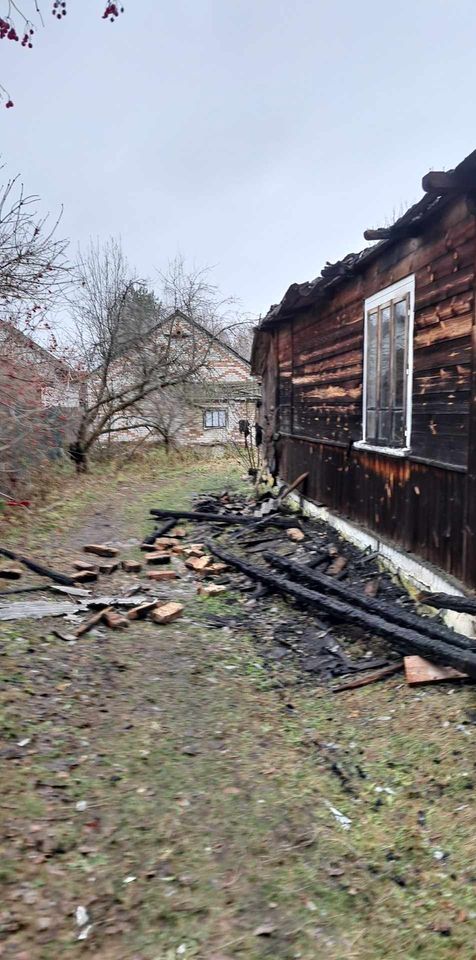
[273,197,476,587]
[280,438,467,583]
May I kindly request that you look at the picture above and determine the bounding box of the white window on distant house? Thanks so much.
[203,409,227,429]
[357,275,415,453]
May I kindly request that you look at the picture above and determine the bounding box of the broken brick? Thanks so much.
[154,537,179,548]
[121,560,142,574]
[73,570,99,583]
[197,584,227,597]
[102,610,129,630]
[147,570,178,582]
[73,560,98,572]
[145,552,171,565]
[185,555,211,571]
[204,562,228,576]
[83,544,119,558]
[127,600,158,620]
[173,527,187,538]
[151,602,184,624]
[98,561,120,575]
[327,555,347,576]
[287,528,305,542]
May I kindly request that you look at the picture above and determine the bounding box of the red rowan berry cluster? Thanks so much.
[102,3,124,22]
[2,1,126,108]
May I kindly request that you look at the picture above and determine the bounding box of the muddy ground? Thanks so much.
[1,452,475,960]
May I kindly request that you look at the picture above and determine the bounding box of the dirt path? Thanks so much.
[1,455,475,960]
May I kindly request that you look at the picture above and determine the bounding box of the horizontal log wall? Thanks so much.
[279,437,469,585]
[272,196,476,587]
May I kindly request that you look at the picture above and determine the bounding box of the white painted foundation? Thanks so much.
[287,490,476,640]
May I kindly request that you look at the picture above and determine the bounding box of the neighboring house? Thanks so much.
[0,321,82,411]
[102,311,260,446]
[252,147,476,590]
[0,321,83,493]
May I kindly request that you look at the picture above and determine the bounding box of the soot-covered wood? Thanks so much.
[205,542,476,678]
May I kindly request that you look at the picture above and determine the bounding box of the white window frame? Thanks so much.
[355,274,415,457]
[203,408,227,429]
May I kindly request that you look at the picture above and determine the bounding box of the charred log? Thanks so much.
[418,592,476,616]
[0,548,77,586]
[205,542,476,678]
[266,553,475,652]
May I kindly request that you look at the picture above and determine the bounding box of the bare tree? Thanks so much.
[68,241,232,471]
[0,171,72,495]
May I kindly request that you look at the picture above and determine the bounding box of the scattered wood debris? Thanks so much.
[418,591,476,616]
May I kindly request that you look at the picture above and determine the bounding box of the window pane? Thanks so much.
[379,305,392,415]
[378,408,391,442]
[392,409,405,445]
[394,299,407,409]
[366,311,378,410]
[218,411,226,427]
[366,408,377,441]
[204,412,212,427]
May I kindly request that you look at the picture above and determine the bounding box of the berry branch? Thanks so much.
[1,1,125,107]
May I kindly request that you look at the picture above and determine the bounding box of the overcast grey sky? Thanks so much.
[2,0,476,320]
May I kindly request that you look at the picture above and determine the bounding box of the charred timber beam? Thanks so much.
[0,547,77,587]
[363,225,423,242]
[266,553,475,652]
[143,519,177,545]
[204,542,476,678]
[150,509,253,525]
[418,592,476,616]
[149,509,298,530]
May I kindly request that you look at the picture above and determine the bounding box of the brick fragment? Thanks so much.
[287,528,305,542]
[73,570,99,583]
[98,561,120,575]
[154,537,179,548]
[151,602,184,624]
[204,562,228,576]
[73,560,98,572]
[197,584,227,597]
[83,544,119,558]
[121,560,142,574]
[147,570,178,582]
[127,600,158,620]
[145,552,171,565]
[102,610,129,630]
[185,555,211,571]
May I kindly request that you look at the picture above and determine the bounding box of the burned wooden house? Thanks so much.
[252,148,476,590]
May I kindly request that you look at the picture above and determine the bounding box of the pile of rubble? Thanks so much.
[1,482,476,688]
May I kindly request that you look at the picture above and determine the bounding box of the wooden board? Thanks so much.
[404,655,467,685]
